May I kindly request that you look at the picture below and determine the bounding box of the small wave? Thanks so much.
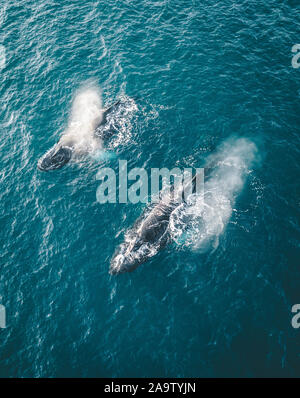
[90,149,117,162]
[0,45,6,70]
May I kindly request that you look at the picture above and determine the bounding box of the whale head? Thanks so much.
[109,237,153,275]
[109,252,139,275]
[37,144,73,171]
[110,207,171,275]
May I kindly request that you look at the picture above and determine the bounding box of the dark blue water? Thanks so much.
[0,0,300,377]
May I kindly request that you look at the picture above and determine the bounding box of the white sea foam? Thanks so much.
[169,138,258,252]
[100,95,138,150]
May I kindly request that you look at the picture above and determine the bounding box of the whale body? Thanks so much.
[37,88,121,171]
[110,137,258,274]
[110,197,177,274]
[109,176,199,274]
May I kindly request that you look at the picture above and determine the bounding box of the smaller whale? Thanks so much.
[38,88,121,171]
[110,175,200,274]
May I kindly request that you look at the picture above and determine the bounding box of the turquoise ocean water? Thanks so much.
[0,0,300,377]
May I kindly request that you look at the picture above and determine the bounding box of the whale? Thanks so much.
[109,174,200,275]
[109,138,258,274]
[37,88,121,171]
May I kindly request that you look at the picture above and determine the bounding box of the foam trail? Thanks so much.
[170,138,258,252]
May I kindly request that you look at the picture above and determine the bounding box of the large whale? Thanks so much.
[109,137,258,274]
[37,88,121,171]
[109,174,200,274]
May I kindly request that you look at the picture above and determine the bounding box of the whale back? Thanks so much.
[109,189,182,274]
[101,100,121,125]
[95,100,122,141]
